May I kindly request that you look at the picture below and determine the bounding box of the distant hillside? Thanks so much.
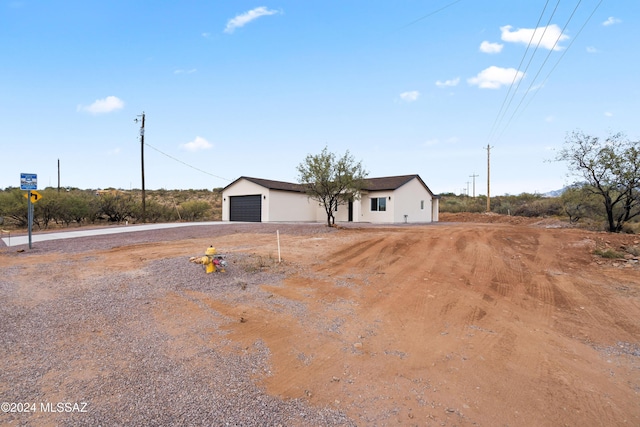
[543,187,567,198]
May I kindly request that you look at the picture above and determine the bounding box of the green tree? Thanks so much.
[557,131,640,232]
[0,189,28,227]
[297,146,368,226]
[98,193,138,223]
[57,192,91,226]
[34,190,60,229]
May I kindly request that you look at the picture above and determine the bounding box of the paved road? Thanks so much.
[1,222,228,247]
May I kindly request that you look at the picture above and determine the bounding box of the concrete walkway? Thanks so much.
[1,222,228,247]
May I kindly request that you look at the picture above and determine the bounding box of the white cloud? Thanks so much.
[108,147,121,156]
[174,69,197,74]
[479,41,503,54]
[435,77,460,88]
[586,46,599,53]
[399,91,420,102]
[500,24,569,51]
[201,32,211,38]
[545,116,555,123]
[604,111,613,117]
[77,96,124,114]
[180,136,213,152]
[602,17,621,27]
[224,7,280,34]
[467,66,524,89]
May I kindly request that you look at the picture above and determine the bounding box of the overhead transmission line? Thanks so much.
[488,0,602,145]
[399,0,465,29]
[144,142,232,183]
[514,0,604,123]
[496,0,587,142]
[486,0,556,144]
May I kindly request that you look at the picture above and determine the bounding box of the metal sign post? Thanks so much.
[20,173,37,249]
[27,191,33,249]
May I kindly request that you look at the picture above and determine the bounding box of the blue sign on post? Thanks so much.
[20,173,37,190]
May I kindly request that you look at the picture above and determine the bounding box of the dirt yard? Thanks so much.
[1,215,639,426]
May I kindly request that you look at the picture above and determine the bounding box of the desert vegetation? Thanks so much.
[0,187,222,230]
[439,187,639,233]
[1,185,638,234]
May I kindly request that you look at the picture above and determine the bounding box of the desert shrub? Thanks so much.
[139,200,175,223]
[179,200,211,221]
[561,186,602,224]
[594,248,625,259]
[0,188,28,227]
[98,193,138,223]
[439,195,486,213]
[513,198,563,217]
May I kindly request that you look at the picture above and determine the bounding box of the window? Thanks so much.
[421,200,424,210]
[370,197,386,212]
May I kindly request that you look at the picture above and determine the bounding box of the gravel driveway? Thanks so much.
[0,223,356,426]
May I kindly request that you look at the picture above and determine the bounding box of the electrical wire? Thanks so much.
[487,0,601,145]
[488,0,561,144]
[144,142,232,183]
[399,0,465,29]
[486,0,560,145]
[515,0,604,123]
[497,0,585,141]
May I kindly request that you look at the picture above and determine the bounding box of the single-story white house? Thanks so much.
[221,174,439,224]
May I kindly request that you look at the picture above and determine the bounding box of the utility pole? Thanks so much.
[486,145,493,212]
[57,159,60,193]
[469,172,479,198]
[466,181,471,198]
[136,112,146,223]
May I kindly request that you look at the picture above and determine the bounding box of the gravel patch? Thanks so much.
[0,223,356,426]
[0,223,334,254]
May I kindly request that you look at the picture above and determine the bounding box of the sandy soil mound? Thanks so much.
[1,221,639,426]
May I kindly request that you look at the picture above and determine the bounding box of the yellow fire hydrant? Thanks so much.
[198,246,226,274]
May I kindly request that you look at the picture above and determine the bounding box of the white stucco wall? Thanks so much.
[268,190,318,222]
[360,190,394,223]
[393,178,434,223]
[432,198,439,222]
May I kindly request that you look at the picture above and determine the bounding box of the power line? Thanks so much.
[487,0,601,145]
[516,0,604,121]
[498,0,586,139]
[486,0,553,144]
[144,142,232,183]
[399,0,465,29]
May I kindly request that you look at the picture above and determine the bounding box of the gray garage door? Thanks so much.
[229,195,262,222]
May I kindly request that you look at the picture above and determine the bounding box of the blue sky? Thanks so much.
[1,1,637,195]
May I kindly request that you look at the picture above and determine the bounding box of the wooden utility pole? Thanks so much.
[57,159,60,193]
[469,173,479,197]
[486,145,492,212]
[136,112,146,223]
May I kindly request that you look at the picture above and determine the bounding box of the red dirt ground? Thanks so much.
[3,214,640,426]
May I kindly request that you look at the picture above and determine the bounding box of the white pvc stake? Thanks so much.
[277,230,281,263]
